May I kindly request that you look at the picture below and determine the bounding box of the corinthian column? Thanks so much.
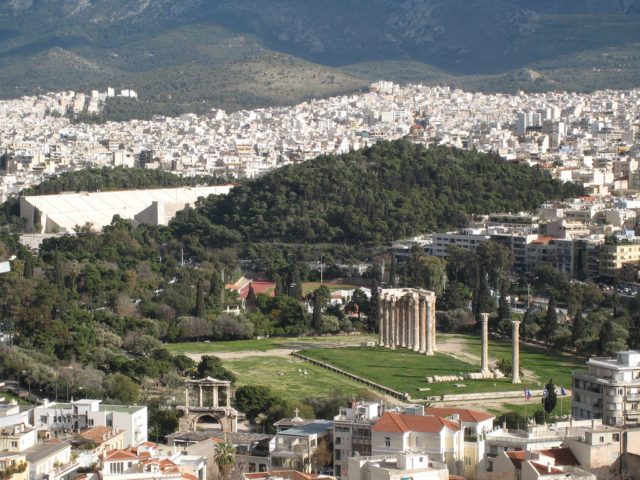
[426,298,434,356]
[512,320,522,384]
[419,296,427,353]
[380,296,387,346]
[430,297,437,352]
[412,295,420,351]
[390,296,397,349]
[480,313,490,375]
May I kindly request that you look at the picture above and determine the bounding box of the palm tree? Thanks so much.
[214,438,236,480]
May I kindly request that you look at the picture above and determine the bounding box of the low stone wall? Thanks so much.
[440,389,545,401]
[290,351,408,400]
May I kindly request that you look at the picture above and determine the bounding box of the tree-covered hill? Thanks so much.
[171,141,583,245]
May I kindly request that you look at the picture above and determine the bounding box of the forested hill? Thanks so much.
[171,141,583,245]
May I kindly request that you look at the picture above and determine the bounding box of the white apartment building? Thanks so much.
[572,350,640,426]
[347,453,448,480]
[333,401,383,479]
[32,399,147,447]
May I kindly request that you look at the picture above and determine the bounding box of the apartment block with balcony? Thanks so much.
[572,351,640,426]
[333,401,383,479]
[599,242,640,279]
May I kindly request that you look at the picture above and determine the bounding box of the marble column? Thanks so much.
[512,320,522,384]
[395,298,402,348]
[389,297,396,349]
[419,296,427,353]
[412,296,420,351]
[430,298,437,352]
[426,298,434,356]
[379,297,386,346]
[198,386,203,407]
[384,297,393,348]
[480,313,490,375]
[213,385,219,407]
[185,387,189,407]
[398,298,405,348]
[403,297,409,348]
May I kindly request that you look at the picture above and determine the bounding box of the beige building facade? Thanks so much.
[572,351,640,425]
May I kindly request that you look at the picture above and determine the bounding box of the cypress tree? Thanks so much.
[274,273,285,297]
[210,271,222,299]
[542,378,557,414]
[312,291,322,333]
[246,282,257,310]
[598,319,615,355]
[497,279,511,326]
[54,252,64,289]
[388,256,397,288]
[23,255,33,279]
[195,279,205,318]
[472,269,493,321]
[571,306,585,349]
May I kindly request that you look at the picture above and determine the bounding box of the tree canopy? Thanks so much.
[170,141,582,245]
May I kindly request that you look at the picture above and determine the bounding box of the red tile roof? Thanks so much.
[239,281,275,299]
[534,448,580,466]
[103,450,139,461]
[531,461,564,475]
[531,236,557,244]
[373,412,460,434]
[80,426,123,445]
[244,470,319,480]
[423,407,494,423]
[506,450,526,470]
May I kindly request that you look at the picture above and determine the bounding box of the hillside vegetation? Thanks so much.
[170,141,583,245]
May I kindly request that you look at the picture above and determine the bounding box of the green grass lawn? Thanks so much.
[302,283,363,293]
[298,346,519,397]
[298,334,585,398]
[224,355,366,402]
[166,334,378,355]
[440,333,585,390]
[167,338,282,354]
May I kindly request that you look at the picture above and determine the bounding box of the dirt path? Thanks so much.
[182,335,568,414]
[183,336,374,362]
[185,348,295,362]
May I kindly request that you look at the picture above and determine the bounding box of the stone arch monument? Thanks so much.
[176,377,239,432]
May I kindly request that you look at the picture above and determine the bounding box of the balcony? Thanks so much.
[626,394,640,402]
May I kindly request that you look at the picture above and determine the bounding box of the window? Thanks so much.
[613,434,620,442]
[40,416,48,424]
[600,436,605,443]
[385,437,391,447]
[335,450,341,461]
[10,441,17,448]
[335,437,341,445]
[465,457,471,466]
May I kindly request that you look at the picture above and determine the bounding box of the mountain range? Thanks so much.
[2,1,640,117]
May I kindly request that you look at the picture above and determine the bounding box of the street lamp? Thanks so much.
[21,370,30,403]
